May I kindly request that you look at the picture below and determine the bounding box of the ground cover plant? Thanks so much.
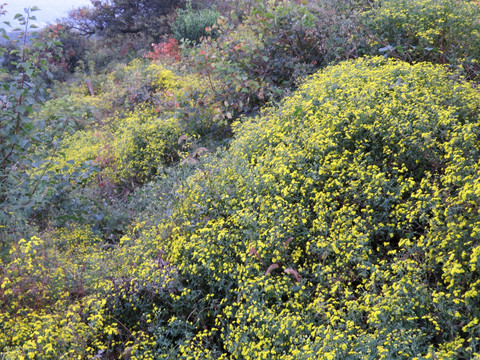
[2,0,480,358]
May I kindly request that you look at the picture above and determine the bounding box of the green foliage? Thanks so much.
[44,59,186,186]
[366,0,480,80]
[0,41,21,72]
[36,23,88,81]
[180,24,268,124]
[152,57,480,358]
[112,108,183,183]
[0,6,66,242]
[66,0,185,41]
[180,0,368,125]
[173,2,220,42]
[242,0,367,84]
[5,0,480,357]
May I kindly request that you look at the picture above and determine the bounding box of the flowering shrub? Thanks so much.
[111,108,183,183]
[39,59,180,134]
[0,225,181,359]
[152,57,480,358]
[6,0,480,356]
[4,53,480,358]
[105,59,179,108]
[0,230,114,359]
[47,106,183,186]
[42,58,186,188]
[366,0,480,80]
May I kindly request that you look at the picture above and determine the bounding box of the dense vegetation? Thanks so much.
[1,0,480,358]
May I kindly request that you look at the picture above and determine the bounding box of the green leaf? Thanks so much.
[25,68,34,77]
[16,104,26,114]
[7,134,19,144]
[14,13,22,20]
[30,6,40,11]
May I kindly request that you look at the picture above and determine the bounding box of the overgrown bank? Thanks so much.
[1,0,480,359]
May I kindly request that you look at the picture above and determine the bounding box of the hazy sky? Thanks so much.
[2,0,92,28]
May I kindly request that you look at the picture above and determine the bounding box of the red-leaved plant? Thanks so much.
[145,38,180,62]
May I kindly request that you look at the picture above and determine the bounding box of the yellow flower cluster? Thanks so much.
[4,55,480,358]
[44,59,190,185]
[157,57,480,358]
[0,224,178,358]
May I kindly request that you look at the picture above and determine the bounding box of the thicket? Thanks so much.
[366,0,480,80]
[2,0,480,359]
[145,57,480,359]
